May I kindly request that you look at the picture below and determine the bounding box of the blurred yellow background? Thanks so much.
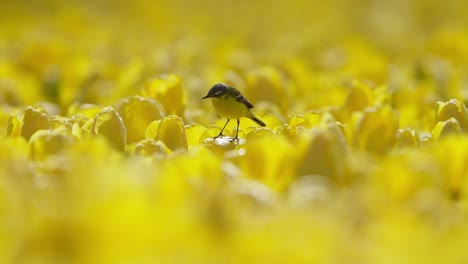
[0,0,468,263]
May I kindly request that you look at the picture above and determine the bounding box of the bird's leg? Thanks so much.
[232,118,240,141]
[215,119,230,138]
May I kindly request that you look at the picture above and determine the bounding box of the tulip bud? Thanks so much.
[116,96,165,143]
[154,115,188,151]
[142,74,187,117]
[84,107,127,150]
[21,107,51,140]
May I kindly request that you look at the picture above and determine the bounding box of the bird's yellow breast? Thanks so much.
[211,96,251,119]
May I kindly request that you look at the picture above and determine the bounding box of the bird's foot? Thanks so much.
[213,134,224,139]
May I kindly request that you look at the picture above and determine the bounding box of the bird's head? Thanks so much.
[202,83,229,99]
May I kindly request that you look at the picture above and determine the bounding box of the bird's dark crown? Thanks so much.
[202,83,230,98]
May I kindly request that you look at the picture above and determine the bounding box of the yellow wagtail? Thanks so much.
[202,83,266,139]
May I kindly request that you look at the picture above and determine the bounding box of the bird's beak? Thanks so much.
[201,95,210,99]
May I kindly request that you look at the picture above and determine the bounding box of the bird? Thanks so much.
[202,83,266,140]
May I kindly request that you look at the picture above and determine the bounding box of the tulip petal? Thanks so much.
[21,107,51,140]
[84,107,127,150]
[116,96,165,143]
[155,115,188,151]
[142,74,187,117]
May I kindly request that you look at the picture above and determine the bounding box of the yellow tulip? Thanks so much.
[5,115,22,137]
[245,67,288,114]
[239,134,296,191]
[29,129,75,161]
[341,79,374,119]
[432,117,462,140]
[142,75,187,117]
[20,107,51,140]
[349,105,399,154]
[83,107,127,150]
[134,139,169,157]
[153,115,188,151]
[435,99,468,131]
[296,124,349,183]
[395,128,420,148]
[432,136,468,200]
[116,96,165,143]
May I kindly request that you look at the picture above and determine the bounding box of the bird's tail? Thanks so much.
[249,115,266,127]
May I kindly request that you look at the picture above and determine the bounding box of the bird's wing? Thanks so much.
[228,86,254,109]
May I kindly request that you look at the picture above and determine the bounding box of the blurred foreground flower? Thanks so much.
[29,128,75,161]
[134,139,169,157]
[240,132,297,191]
[296,117,349,183]
[432,136,468,200]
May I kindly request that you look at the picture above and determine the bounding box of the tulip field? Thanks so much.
[0,1,468,263]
